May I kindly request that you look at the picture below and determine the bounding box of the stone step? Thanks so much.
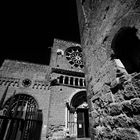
[76,138,91,140]
[46,137,91,140]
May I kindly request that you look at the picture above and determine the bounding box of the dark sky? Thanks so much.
[1,0,80,66]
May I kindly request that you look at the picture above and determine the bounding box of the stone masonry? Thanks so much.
[0,0,140,139]
[0,39,87,140]
[76,0,140,139]
[0,60,51,140]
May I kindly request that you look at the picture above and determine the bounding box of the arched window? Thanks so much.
[70,91,87,108]
[3,94,39,117]
[0,94,42,140]
[111,27,140,73]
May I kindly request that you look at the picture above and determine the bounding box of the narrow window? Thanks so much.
[80,78,83,86]
[59,75,64,84]
[70,77,74,85]
[64,76,69,85]
[75,78,79,86]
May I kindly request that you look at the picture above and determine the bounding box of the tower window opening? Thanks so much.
[80,78,83,86]
[64,76,69,85]
[59,75,64,84]
[111,27,140,74]
[75,78,79,86]
[70,77,74,85]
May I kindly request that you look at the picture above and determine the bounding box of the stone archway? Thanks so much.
[111,27,140,73]
[68,91,90,138]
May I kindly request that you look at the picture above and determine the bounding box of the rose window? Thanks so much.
[65,46,84,68]
[22,79,32,87]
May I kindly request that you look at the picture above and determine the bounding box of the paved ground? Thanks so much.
[50,137,91,140]
[76,138,91,140]
[64,137,91,140]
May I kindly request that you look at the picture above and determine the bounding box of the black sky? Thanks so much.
[1,0,80,66]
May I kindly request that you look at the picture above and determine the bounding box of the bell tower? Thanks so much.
[50,39,84,73]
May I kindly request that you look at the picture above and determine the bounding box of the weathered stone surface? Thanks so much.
[90,110,99,119]
[131,74,140,95]
[101,92,113,104]
[133,115,140,131]
[113,128,139,140]
[47,125,66,139]
[114,90,124,103]
[122,101,133,116]
[112,115,132,128]
[109,103,122,116]
[79,0,140,139]
[124,83,137,100]
[131,98,140,114]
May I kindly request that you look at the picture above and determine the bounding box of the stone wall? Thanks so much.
[0,59,51,81]
[0,60,51,140]
[50,39,83,73]
[79,0,140,139]
[47,84,83,139]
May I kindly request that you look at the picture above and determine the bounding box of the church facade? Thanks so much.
[0,39,90,140]
[0,0,140,140]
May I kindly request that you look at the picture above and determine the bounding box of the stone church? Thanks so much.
[0,0,140,140]
[0,39,89,140]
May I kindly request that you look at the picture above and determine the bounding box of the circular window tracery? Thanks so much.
[22,79,32,87]
[65,46,84,68]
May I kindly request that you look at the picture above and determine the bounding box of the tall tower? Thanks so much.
[48,39,89,139]
[50,38,84,72]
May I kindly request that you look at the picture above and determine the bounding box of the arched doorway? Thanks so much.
[0,93,42,140]
[111,27,140,73]
[68,91,90,138]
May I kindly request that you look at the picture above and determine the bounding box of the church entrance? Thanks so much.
[77,108,89,138]
[67,91,90,138]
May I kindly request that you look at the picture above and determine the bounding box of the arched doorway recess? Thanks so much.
[67,91,90,138]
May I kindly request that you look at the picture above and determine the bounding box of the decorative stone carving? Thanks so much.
[65,46,84,69]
